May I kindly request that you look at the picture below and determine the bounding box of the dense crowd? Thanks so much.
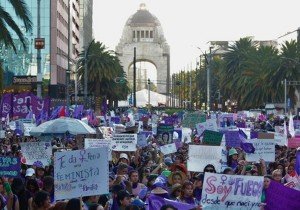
[0,110,299,210]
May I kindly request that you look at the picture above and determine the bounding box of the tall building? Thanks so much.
[0,0,81,98]
[79,0,93,50]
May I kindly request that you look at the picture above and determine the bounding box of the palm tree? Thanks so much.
[77,40,129,109]
[0,0,32,52]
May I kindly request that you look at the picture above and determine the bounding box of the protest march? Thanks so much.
[1,100,300,210]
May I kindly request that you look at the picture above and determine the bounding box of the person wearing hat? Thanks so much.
[227,148,239,171]
[25,168,35,179]
[170,183,182,200]
[130,198,146,210]
[113,153,134,175]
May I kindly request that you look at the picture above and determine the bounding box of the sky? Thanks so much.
[93,0,299,78]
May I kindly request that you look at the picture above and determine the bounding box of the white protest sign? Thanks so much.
[160,143,177,155]
[112,134,137,151]
[201,173,263,210]
[54,148,109,201]
[187,145,222,172]
[246,139,275,162]
[0,130,5,139]
[138,121,143,133]
[273,132,287,146]
[20,141,52,166]
[196,119,218,136]
[84,138,112,161]
[182,127,192,143]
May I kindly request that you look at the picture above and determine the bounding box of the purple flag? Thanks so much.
[265,181,300,210]
[0,93,13,118]
[250,130,258,139]
[240,142,255,153]
[147,194,196,210]
[295,150,300,176]
[225,131,242,147]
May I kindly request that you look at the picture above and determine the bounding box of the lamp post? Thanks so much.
[36,0,42,98]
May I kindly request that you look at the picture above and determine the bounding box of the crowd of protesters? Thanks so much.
[0,110,299,210]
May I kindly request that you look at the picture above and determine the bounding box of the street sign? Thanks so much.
[34,38,45,49]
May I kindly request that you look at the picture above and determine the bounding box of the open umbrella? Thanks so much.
[30,117,96,136]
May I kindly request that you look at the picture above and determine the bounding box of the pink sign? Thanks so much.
[288,137,300,148]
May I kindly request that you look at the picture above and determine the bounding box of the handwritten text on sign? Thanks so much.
[0,156,20,177]
[112,134,137,151]
[246,139,275,162]
[201,173,263,210]
[20,141,52,166]
[187,145,222,172]
[84,138,112,161]
[54,148,109,200]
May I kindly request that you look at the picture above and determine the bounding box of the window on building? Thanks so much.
[141,31,144,38]
[137,31,140,39]
[133,31,136,38]
[146,31,149,38]
[150,31,153,38]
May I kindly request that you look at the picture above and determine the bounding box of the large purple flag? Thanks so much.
[295,150,300,176]
[1,92,50,119]
[266,181,300,210]
[147,194,196,210]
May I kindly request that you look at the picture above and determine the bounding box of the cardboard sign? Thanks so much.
[225,131,242,147]
[187,145,222,172]
[288,137,300,148]
[0,156,21,177]
[202,130,223,146]
[84,138,112,161]
[157,124,174,145]
[111,134,137,151]
[245,139,275,162]
[257,132,274,139]
[201,173,263,210]
[137,132,151,148]
[54,148,109,200]
[196,119,218,136]
[182,112,206,128]
[160,143,177,155]
[20,141,52,166]
[273,132,287,146]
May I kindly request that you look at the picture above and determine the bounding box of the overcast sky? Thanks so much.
[93,0,299,75]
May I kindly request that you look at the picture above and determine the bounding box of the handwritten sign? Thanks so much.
[245,139,275,162]
[54,148,109,200]
[196,119,218,136]
[112,134,137,151]
[0,156,20,177]
[225,131,242,147]
[187,145,222,172]
[20,141,52,166]
[201,173,263,210]
[84,138,112,161]
[182,112,206,128]
[273,132,287,146]
[288,137,300,148]
[202,130,223,146]
[160,143,177,155]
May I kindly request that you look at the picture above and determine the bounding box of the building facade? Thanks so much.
[79,0,93,50]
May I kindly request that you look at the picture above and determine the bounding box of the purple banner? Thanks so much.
[225,131,243,147]
[296,150,300,176]
[147,194,196,210]
[1,92,50,119]
[266,181,300,210]
[0,156,21,177]
[250,130,258,139]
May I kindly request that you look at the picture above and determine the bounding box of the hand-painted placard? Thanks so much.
[196,119,218,136]
[54,148,109,200]
[0,156,20,177]
[20,141,52,166]
[245,139,275,162]
[202,130,223,146]
[273,132,287,146]
[225,130,242,147]
[187,145,222,172]
[201,173,263,210]
[84,138,112,161]
[111,134,137,151]
[288,137,300,148]
[182,112,206,128]
[160,143,177,155]
[137,132,149,148]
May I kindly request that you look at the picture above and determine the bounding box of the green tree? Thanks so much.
[0,0,32,52]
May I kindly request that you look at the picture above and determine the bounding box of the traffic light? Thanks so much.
[147,79,150,85]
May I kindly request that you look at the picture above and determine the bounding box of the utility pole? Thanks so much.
[207,47,212,112]
[133,47,137,107]
[36,0,42,98]
[284,78,287,114]
[147,78,150,108]
[189,70,192,110]
[66,0,71,109]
